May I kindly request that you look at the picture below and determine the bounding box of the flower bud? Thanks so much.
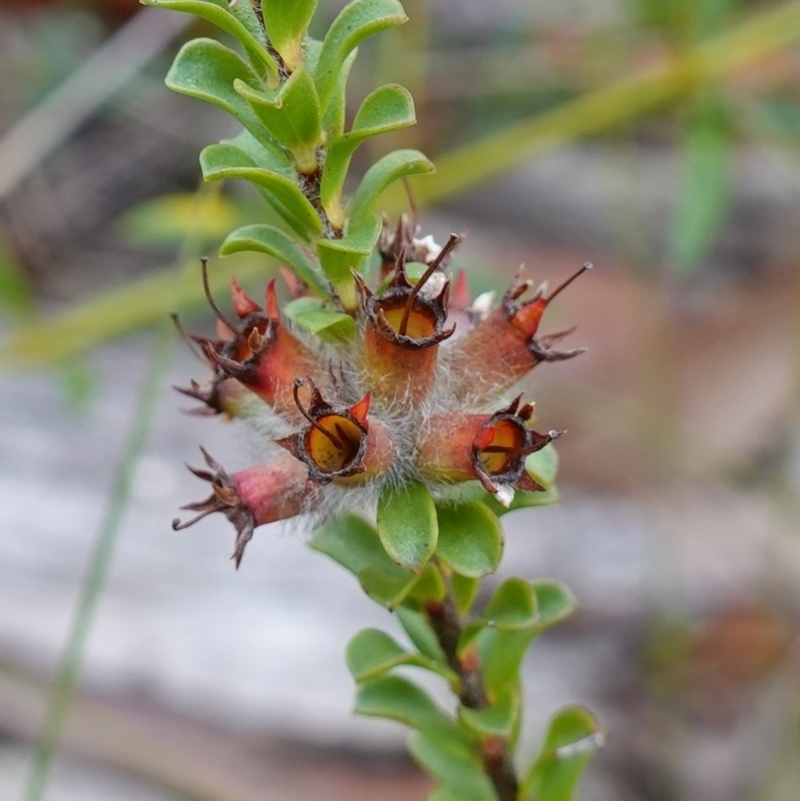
[446,263,590,402]
[192,269,324,422]
[173,447,312,567]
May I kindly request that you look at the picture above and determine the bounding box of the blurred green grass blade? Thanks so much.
[384,0,800,211]
[0,254,270,371]
[669,96,732,274]
[24,321,175,801]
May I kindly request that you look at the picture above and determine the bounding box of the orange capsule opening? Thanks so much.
[381,298,439,340]
[305,414,364,474]
[475,417,528,477]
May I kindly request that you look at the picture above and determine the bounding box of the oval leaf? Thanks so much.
[321,84,416,223]
[314,0,407,113]
[262,0,317,69]
[348,148,434,225]
[459,689,519,739]
[283,298,357,342]
[435,501,503,578]
[482,578,538,630]
[200,144,323,235]
[143,0,278,78]
[166,39,270,141]
[355,675,461,740]
[520,706,603,801]
[407,731,494,801]
[235,63,322,167]
[525,443,559,489]
[220,224,327,296]
[346,628,455,683]
[533,580,577,629]
[377,481,438,572]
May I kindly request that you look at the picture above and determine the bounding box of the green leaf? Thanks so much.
[346,628,455,683]
[408,732,496,801]
[395,607,448,665]
[670,97,732,274]
[520,706,602,801]
[533,580,577,628]
[459,690,519,739]
[482,578,538,629]
[348,148,434,225]
[321,48,357,138]
[165,39,269,141]
[435,501,504,579]
[474,580,577,696]
[355,675,462,740]
[316,213,382,309]
[358,566,419,610]
[321,84,416,226]
[221,128,292,174]
[283,297,357,342]
[234,64,322,170]
[451,573,481,615]
[314,0,407,113]
[220,224,327,296]
[309,513,420,609]
[200,143,323,236]
[143,0,278,79]
[377,481,438,572]
[525,444,559,489]
[262,0,317,69]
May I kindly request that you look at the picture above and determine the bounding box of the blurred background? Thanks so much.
[1,0,800,799]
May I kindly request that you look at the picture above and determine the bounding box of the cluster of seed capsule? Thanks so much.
[174,217,588,566]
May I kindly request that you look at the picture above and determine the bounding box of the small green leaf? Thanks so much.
[533,580,577,629]
[346,628,455,683]
[377,481,438,572]
[358,566,419,610]
[321,84,416,225]
[525,444,559,489]
[143,0,278,79]
[200,144,323,236]
[321,48,357,138]
[220,224,327,296]
[355,675,462,740]
[405,562,447,605]
[235,64,321,169]
[474,580,577,696]
[459,690,519,739]
[408,732,496,801]
[262,0,317,69]
[348,149,434,225]
[221,129,292,175]
[451,573,481,615]
[316,213,382,309]
[310,513,419,609]
[310,513,407,578]
[314,0,408,113]
[165,39,268,140]
[482,578,538,629]
[283,298,357,342]
[396,607,448,665]
[435,501,504,579]
[520,706,602,801]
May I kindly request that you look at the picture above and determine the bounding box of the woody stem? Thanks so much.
[425,565,519,801]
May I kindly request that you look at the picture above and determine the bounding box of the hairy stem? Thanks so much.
[425,569,519,801]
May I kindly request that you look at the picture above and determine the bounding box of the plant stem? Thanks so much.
[426,570,519,801]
